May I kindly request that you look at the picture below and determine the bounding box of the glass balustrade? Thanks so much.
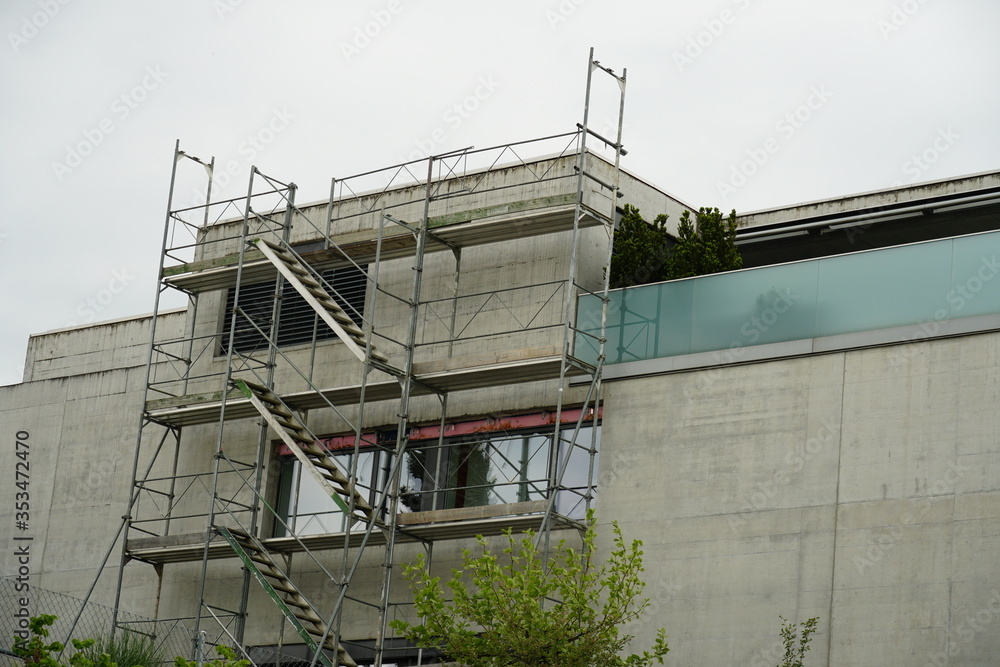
[577,229,1000,365]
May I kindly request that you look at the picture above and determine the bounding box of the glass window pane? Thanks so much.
[279,422,600,531]
[444,442,494,509]
[557,425,600,519]
[400,449,434,513]
[486,435,549,505]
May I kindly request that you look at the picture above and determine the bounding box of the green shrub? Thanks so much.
[778,615,819,667]
[12,614,113,667]
[77,630,166,667]
[173,645,250,667]
[13,615,243,667]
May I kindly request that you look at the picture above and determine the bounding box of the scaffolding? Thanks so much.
[80,49,626,667]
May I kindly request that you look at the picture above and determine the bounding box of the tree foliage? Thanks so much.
[12,614,246,667]
[777,615,819,667]
[390,512,669,667]
[12,615,115,667]
[664,207,741,280]
[174,645,250,667]
[608,204,672,289]
[608,204,741,288]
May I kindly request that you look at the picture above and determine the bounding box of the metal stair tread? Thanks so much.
[253,239,386,368]
[218,525,358,666]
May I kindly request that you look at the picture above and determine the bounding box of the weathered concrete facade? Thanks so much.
[3,148,1000,665]
[600,336,1000,665]
[1,312,186,599]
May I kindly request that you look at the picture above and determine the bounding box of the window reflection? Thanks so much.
[276,423,599,537]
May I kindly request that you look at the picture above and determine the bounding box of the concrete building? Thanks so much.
[4,116,1000,664]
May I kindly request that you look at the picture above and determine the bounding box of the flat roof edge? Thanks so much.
[739,169,1000,225]
[30,307,187,338]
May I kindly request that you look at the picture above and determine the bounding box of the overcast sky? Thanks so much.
[1,0,998,387]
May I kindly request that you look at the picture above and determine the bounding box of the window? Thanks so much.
[221,264,368,354]
[274,411,600,537]
[275,445,382,536]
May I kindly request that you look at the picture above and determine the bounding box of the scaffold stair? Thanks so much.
[234,379,381,526]
[216,526,356,667]
[252,238,389,365]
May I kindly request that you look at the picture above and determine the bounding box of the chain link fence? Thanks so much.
[0,578,427,667]
[0,577,454,667]
[0,577,190,666]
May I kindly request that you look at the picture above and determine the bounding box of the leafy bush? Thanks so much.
[174,645,250,667]
[608,204,673,289]
[391,510,669,667]
[608,204,742,289]
[12,615,241,667]
[778,615,819,667]
[77,630,166,667]
[12,614,114,667]
[665,207,741,280]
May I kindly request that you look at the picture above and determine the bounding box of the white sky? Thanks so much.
[1,0,998,386]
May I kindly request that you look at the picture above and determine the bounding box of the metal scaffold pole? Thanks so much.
[370,153,436,667]
[192,165,261,649]
[92,50,629,666]
[538,48,626,563]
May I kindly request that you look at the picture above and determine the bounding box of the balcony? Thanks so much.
[577,229,1000,373]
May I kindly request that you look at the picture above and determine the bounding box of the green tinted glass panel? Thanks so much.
[815,242,951,336]
[579,230,1000,366]
[949,234,1000,319]
[690,261,819,353]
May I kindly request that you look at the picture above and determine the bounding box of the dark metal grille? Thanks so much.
[222,265,368,354]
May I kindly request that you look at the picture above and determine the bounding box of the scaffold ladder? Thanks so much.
[234,379,380,526]
[216,526,357,667]
[251,239,390,365]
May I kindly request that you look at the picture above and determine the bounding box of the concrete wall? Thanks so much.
[154,149,679,405]
[23,310,186,382]
[0,312,184,607]
[11,154,1000,664]
[191,150,671,262]
[598,332,1000,666]
[0,150,651,648]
